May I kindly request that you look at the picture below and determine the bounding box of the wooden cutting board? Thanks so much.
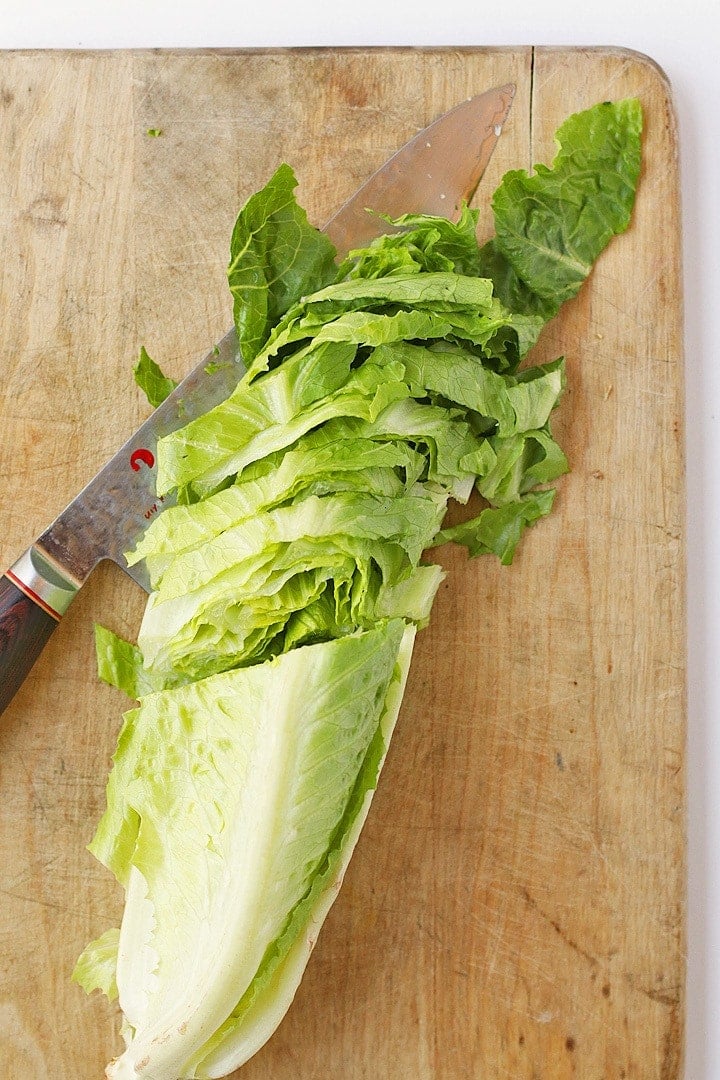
[0,47,685,1079]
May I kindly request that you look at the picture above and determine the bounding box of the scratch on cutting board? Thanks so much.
[16,55,71,144]
[153,255,225,271]
[133,52,175,112]
[529,1009,555,1024]
[521,886,599,969]
[70,167,98,194]
[628,259,673,309]
[489,687,594,737]
[4,854,61,894]
[479,892,512,982]
[0,884,100,920]
[14,752,50,823]
[602,57,635,94]
[624,971,681,1009]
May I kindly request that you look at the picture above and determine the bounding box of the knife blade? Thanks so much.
[0,83,515,715]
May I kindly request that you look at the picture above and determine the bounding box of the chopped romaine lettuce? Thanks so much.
[79,98,643,1079]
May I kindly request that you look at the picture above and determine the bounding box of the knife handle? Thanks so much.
[0,548,78,716]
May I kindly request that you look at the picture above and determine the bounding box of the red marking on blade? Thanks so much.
[130,448,155,471]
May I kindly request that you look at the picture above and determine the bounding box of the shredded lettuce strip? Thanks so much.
[76,98,643,1079]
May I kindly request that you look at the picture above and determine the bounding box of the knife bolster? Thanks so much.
[7,546,78,618]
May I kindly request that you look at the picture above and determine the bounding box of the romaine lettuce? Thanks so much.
[77,621,415,1079]
[79,98,643,1078]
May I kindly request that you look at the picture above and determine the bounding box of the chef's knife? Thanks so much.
[0,83,515,715]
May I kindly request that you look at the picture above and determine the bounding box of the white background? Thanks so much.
[0,2,715,1076]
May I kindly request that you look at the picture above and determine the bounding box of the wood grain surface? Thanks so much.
[0,47,685,1079]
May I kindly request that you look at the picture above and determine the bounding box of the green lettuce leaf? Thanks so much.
[481,98,643,316]
[128,437,420,572]
[336,203,485,278]
[72,927,120,1001]
[472,428,569,505]
[244,272,538,381]
[192,624,416,1078]
[228,163,337,362]
[155,348,411,498]
[431,489,557,563]
[133,346,178,408]
[377,342,565,437]
[95,624,170,699]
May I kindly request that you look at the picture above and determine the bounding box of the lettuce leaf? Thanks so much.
[155,348,410,498]
[94,624,171,698]
[479,97,643,317]
[127,435,423,576]
[72,927,120,1002]
[133,346,178,408]
[336,202,486,278]
[431,489,557,563]
[228,163,337,362]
